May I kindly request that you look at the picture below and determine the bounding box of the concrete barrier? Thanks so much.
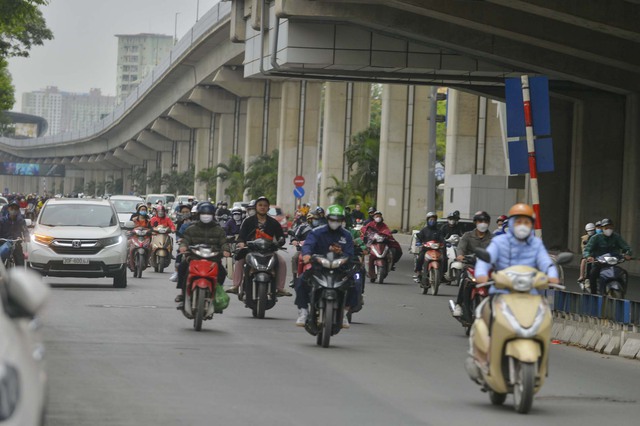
[619,335,640,359]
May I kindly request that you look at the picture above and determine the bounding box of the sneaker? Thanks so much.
[296,308,308,326]
[226,286,239,294]
[342,315,350,329]
[174,294,184,303]
[452,304,463,317]
[276,289,292,297]
[169,272,178,282]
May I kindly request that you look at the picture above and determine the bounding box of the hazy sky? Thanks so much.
[8,0,220,110]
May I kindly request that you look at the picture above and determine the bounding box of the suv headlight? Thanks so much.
[101,235,123,247]
[32,234,54,246]
[0,363,20,421]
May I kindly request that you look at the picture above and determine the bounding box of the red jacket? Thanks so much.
[150,215,176,231]
[361,220,401,250]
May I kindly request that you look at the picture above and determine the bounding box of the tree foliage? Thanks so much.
[146,169,162,193]
[325,176,364,207]
[244,150,278,201]
[0,0,53,58]
[196,167,218,199]
[128,166,147,194]
[344,126,380,204]
[0,59,15,111]
[162,165,194,195]
[213,155,244,202]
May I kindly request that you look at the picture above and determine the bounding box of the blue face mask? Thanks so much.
[595,229,603,234]
[428,219,437,227]
[139,211,148,216]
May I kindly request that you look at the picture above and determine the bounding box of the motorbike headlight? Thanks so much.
[500,300,547,339]
[0,363,20,421]
[331,258,348,269]
[317,258,332,269]
[102,235,123,247]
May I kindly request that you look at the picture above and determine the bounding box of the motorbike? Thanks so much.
[181,244,223,331]
[444,234,463,285]
[466,248,572,414]
[589,254,628,298]
[149,226,173,273]
[367,232,394,284]
[26,204,37,221]
[0,238,23,268]
[352,218,364,232]
[303,253,357,348]
[223,235,237,277]
[448,255,489,335]
[419,240,442,295]
[239,238,285,319]
[128,227,152,278]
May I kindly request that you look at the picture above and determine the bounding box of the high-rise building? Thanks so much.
[21,87,115,136]
[115,33,174,104]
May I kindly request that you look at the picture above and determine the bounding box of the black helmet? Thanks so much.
[315,206,325,215]
[453,210,460,218]
[255,196,270,205]
[446,211,458,220]
[367,206,376,214]
[600,218,613,227]
[473,211,491,223]
[197,202,216,215]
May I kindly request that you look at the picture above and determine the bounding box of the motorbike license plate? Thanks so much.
[63,258,90,265]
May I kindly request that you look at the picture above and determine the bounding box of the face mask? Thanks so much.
[587,230,594,236]
[374,217,382,223]
[158,212,165,218]
[8,209,18,217]
[427,219,436,227]
[513,224,532,240]
[233,214,241,219]
[476,223,489,233]
[200,214,213,224]
[247,210,256,217]
[328,220,341,230]
[312,219,320,227]
[448,219,456,226]
[603,229,613,237]
[596,229,603,234]
[139,211,148,216]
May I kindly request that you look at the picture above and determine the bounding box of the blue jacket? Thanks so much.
[0,214,29,240]
[475,219,558,290]
[224,219,242,236]
[302,225,354,258]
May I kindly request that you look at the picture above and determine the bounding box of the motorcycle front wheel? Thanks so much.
[320,300,335,348]
[377,266,386,284]
[429,269,440,296]
[193,287,205,331]
[136,253,144,278]
[513,361,536,414]
[256,282,268,319]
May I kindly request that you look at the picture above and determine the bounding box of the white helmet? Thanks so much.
[585,223,595,232]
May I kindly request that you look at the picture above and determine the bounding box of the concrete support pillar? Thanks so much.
[377,85,434,231]
[276,81,322,215]
[193,125,214,200]
[621,94,640,272]
[122,167,133,195]
[216,114,236,203]
[243,81,281,177]
[244,96,265,172]
[176,141,191,173]
[320,82,371,207]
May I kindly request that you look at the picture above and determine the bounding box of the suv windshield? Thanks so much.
[112,199,140,213]
[146,195,165,205]
[40,204,118,227]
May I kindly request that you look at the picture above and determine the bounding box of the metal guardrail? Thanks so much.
[0,0,232,150]
[551,290,640,326]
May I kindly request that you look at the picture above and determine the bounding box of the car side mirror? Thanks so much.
[25,219,34,228]
[474,247,491,263]
[555,252,574,265]
[123,221,135,229]
[4,269,50,319]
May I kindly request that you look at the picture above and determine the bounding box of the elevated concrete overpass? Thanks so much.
[0,0,637,265]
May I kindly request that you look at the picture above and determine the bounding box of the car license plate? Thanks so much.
[63,258,90,265]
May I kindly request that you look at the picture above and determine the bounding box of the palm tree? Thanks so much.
[129,166,147,194]
[214,155,245,201]
[345,126,380,202]
[245,150,278,201]
[325,176,362,206]
[196,167,218,199]
[162,165,195,195]
[84,180,96,197]
[146,169,162,193]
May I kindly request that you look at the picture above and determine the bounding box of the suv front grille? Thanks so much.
[50,239,103,255]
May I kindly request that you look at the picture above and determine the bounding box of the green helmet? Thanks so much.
[326,204,345,220]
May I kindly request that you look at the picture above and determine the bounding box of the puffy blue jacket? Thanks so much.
[302,225,354,258]
[475,219,558,290]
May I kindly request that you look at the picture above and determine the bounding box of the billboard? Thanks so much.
[0,162,65,177]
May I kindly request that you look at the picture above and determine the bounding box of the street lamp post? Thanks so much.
[174,12,181,45]
[196,0,200,22]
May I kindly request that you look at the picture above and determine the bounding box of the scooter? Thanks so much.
[448,255,488,335]
[368,232,393,284]
[592,254,628,299]
[239,238,285,319]
[182,245,224,331]
[465,249,572,414]
[444,234,463,285]
[419,240,442,295]
[303,253,358,348]
[149,226,173,273]
[128,227,152,278]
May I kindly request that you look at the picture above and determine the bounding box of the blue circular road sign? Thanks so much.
[293,186,305,198]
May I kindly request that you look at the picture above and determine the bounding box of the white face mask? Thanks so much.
[513,224,532,240]
[448,219,456,225]
[587,230,595,236]
[603,229,613,237]
[328,220,341,230]
[374,217,382,223]
[200,214,213,224]
[247,210,256,217]
[476,223,489,233]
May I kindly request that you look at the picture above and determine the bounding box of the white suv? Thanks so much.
[28,198,128,288]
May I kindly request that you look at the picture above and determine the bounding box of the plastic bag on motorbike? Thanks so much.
[214,284,230,311]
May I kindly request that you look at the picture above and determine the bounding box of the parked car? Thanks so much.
[28,198,128,288]
[109,195,145,226]
[268,206,290,232]
[0,267,49,425]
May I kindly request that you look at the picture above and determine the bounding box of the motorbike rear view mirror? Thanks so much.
[474,248,491,263]
[4,268,50,319]
[123,221,135,229]
[25,219,34,228]
[555,252,574,265]
[391,230,398,234]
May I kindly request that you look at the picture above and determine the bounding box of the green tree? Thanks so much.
[146,169,162,193]
[162,165,194,195]
[245,150,278,201]
[370,83,382,128]
[325,176,363,206]
[344,126,380,204]
[128,166,147,194]
[196,167,218,199]
[84,180,96,197]
[214,155,245,202]
[0,59,14,111]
